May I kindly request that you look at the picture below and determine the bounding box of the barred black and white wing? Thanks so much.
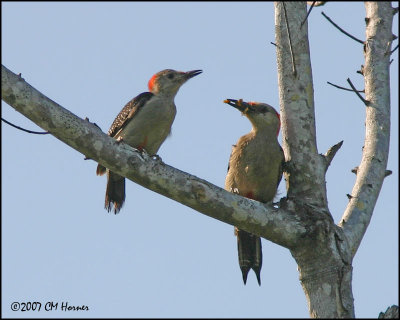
[108,92,154,137]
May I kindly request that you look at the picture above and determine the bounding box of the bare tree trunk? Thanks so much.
[339,2,393,258]
[274,2,354,317]
[274,1,394,318]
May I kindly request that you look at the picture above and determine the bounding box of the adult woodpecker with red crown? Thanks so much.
[97,69,202,214]
[224,98,284,286]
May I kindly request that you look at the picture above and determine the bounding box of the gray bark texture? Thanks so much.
[274,1,395,318]
[339,2,393,258]
[1,1,396,318]
[275,2,353,317]
[378,305,399,319]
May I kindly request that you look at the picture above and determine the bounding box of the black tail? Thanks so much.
[105,171,125,214]
[235,228,262,286]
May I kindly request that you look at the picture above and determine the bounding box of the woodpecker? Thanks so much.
[224,98,284,286]
[97,69,202,214]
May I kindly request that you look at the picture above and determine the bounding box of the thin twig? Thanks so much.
[346,78,369,105]
[390,44,399,55]
[1,117,50,134]
[301,1,315,27]
[321,11,364,44]
[270,42,277,47]
[282,2,296,76]
[327,81,365,92]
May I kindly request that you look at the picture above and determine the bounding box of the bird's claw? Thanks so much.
[134,147,150,162]
[152,154,162,162]
[116,136,124,144]
[136,150,145,162]
[231,187,240,194]
[272,201,280,208]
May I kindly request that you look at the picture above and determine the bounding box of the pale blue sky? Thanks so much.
[2,2,398,318]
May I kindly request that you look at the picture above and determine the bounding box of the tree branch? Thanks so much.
[301,1,315,28]
[323,140,343,171]
[275,2,328,207]
[321,11,364,44]
[1,64,306,249]
[339,2,393,258]
[1,117,50,134]
[389,43,398,55]
[346,78,370,105]
[327,81,365,93]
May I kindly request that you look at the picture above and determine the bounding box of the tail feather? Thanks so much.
[235,228,262,286]
[241,265,251,285]
[253,236,262,286]
[105,171,125,214]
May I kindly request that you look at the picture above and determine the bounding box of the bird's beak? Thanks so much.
[184,70,203,79]
[224,98,254,113]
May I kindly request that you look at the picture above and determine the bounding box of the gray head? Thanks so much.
[224,98,281,135]
[148,69,202,97]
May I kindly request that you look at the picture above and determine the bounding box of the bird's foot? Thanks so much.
[133,147,149,162]
[152,154,163,162]
[231,187,240,194]
[116,136,124,144]
[272,200,280,208]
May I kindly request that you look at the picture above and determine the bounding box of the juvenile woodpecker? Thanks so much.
[224,98,284,286]
[97,69,202,214]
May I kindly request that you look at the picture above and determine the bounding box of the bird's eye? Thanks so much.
[167,74,174,79]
